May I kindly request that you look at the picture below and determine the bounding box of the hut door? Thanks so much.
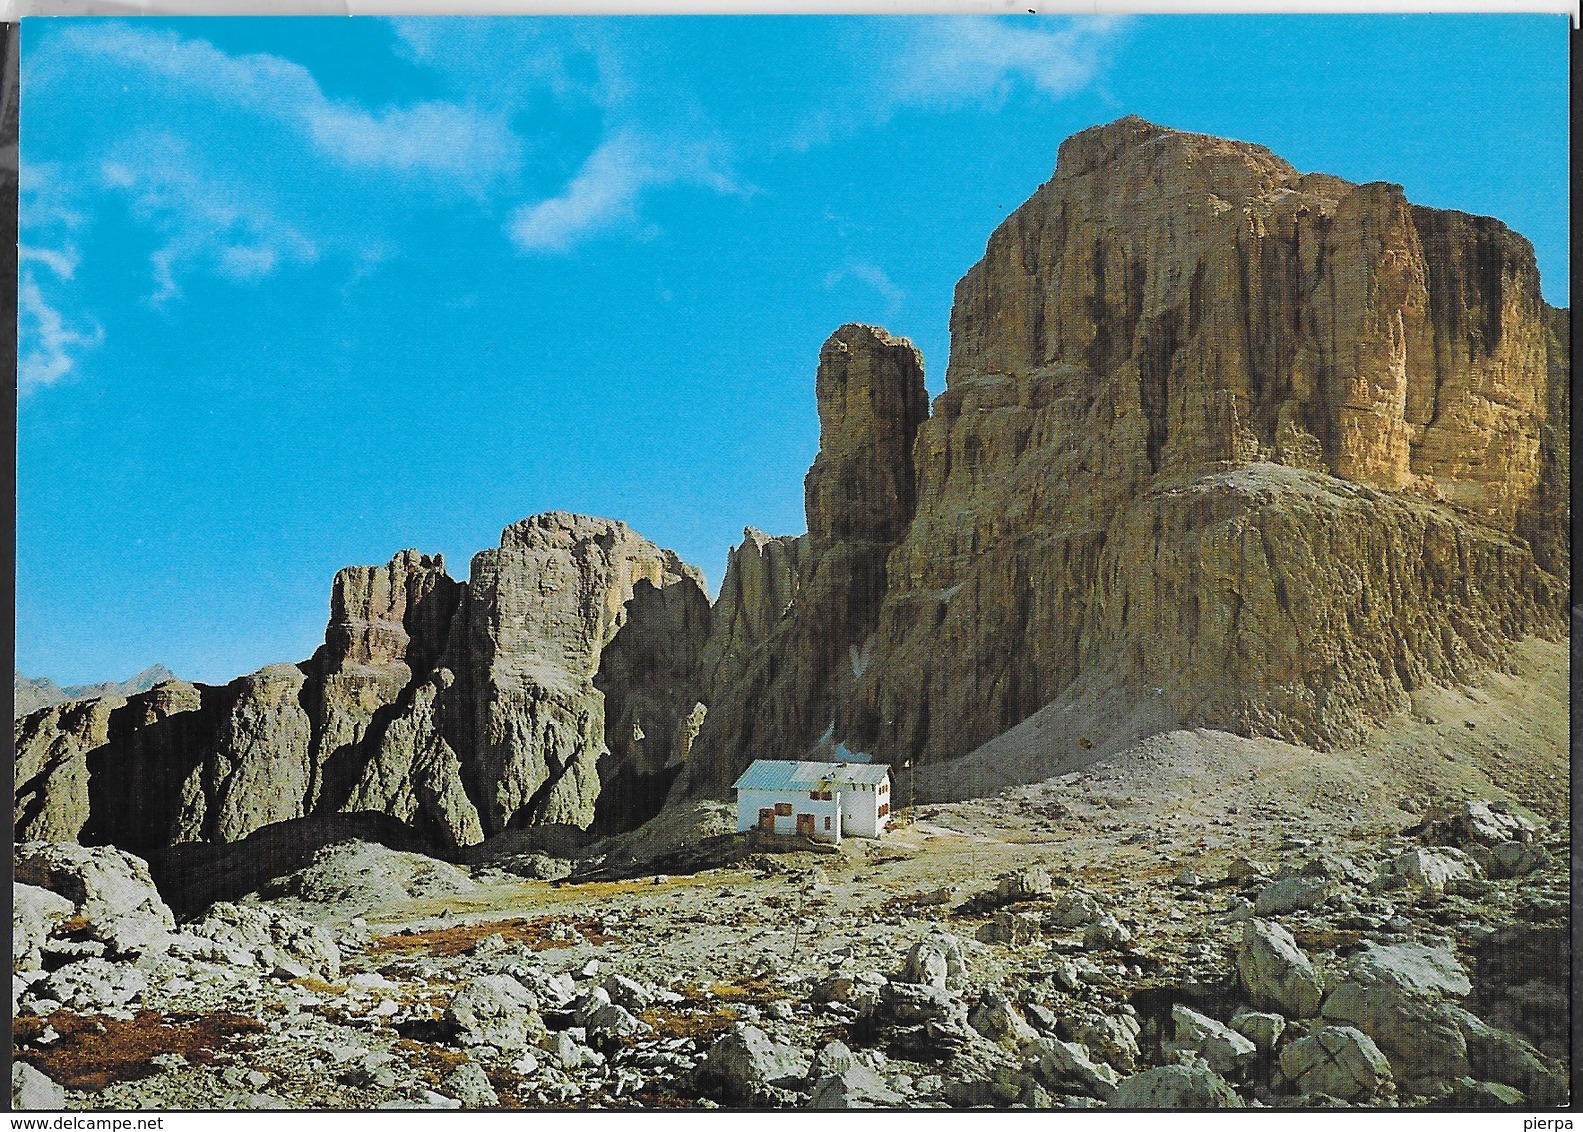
[758,808,775,831]
[797,813,815,837]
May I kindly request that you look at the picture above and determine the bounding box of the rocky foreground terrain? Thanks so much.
[11,634,1570,1110]
[11,116,1572,1110]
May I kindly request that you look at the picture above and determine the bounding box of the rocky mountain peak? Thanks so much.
[807,323,929,548]
[1053,115,1298,188]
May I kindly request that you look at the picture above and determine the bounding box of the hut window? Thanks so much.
[775,802,792,816]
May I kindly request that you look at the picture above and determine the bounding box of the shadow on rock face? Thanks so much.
[152,811,432,918]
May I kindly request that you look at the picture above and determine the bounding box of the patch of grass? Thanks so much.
[289,975,347,995]
[638,1003,740,1043]
[705,976,789,1003]
[14,1010,264,1092]
[366,915,614,958]
[393,1037,469,1088]
[1292,926,1365,953]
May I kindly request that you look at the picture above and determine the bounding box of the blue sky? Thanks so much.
[17,14,1571,686]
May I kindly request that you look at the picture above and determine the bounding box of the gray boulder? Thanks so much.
[1350,941,1471,998]
[1083,914,1132,950]
[1229,1009,1286,1055]
[583,1001,650,1045]
[995,865,1053,904]
[810,1039,858,1077]
[1452,1008,1568,1106]
[1372,848,1481,894]
[603,973,655,1011]
[1048,890,1104,929]
[1081,1014,1142,1073]
[1253,875,1333,915]
[1164,1005,1256,1077]
[702,1023,812,1100]
[12,883,74,972]
[444,975,546,1051]
[900,931,967,989]
[1027,1037,1119,1100]
[1279,1025,1393,1101]
[1237,918,1324,1018]
[968,989,1038,1047]
[548,1030,599,1070]
[12,1063,66,1111]
[1422,799,1539,848]
[1487,840,1548,879]
[1111,1062,1244,1108]
[809,1064,905,1108]
[184,901,341,979]
[441,1060,499,1108]
[14,842,175,959]
[1320,942,1473,1090]
[881,981,968,1026]
[979,910,1040,946]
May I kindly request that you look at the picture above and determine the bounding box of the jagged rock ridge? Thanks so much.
[15,516,717,856]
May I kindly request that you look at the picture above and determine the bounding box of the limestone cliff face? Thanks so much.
[448,513,707,833]
[849,117,1566,765]
[678,117,1566,793]
[16,697,119,845]
[592,574,713,833]
[1515,306,1570,580]
[674,325,928,798]
[698,528,807,700]
[15,517,707,855]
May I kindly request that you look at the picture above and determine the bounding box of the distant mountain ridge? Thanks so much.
[13,666,178,719]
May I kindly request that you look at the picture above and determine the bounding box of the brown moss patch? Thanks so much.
[366,915,614,959]
[14,1010,264,1092]
[638,1003,741,1043]
[393,1037,469,1086]
[485,1065,529,1109]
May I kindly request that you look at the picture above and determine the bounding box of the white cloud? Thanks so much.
[18,169,102,396]
[510,132,739,254]
[19,244,80,280]
[890,18,1123,109]
[389,17,622,110]
[306,100,517,189]
[58,24,520,192]
[18,271,103,396]
[823,261,905,318]
[510,134,648,253]
[102,135,319,305]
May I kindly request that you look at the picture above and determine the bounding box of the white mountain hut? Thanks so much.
[733,759,893,843]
